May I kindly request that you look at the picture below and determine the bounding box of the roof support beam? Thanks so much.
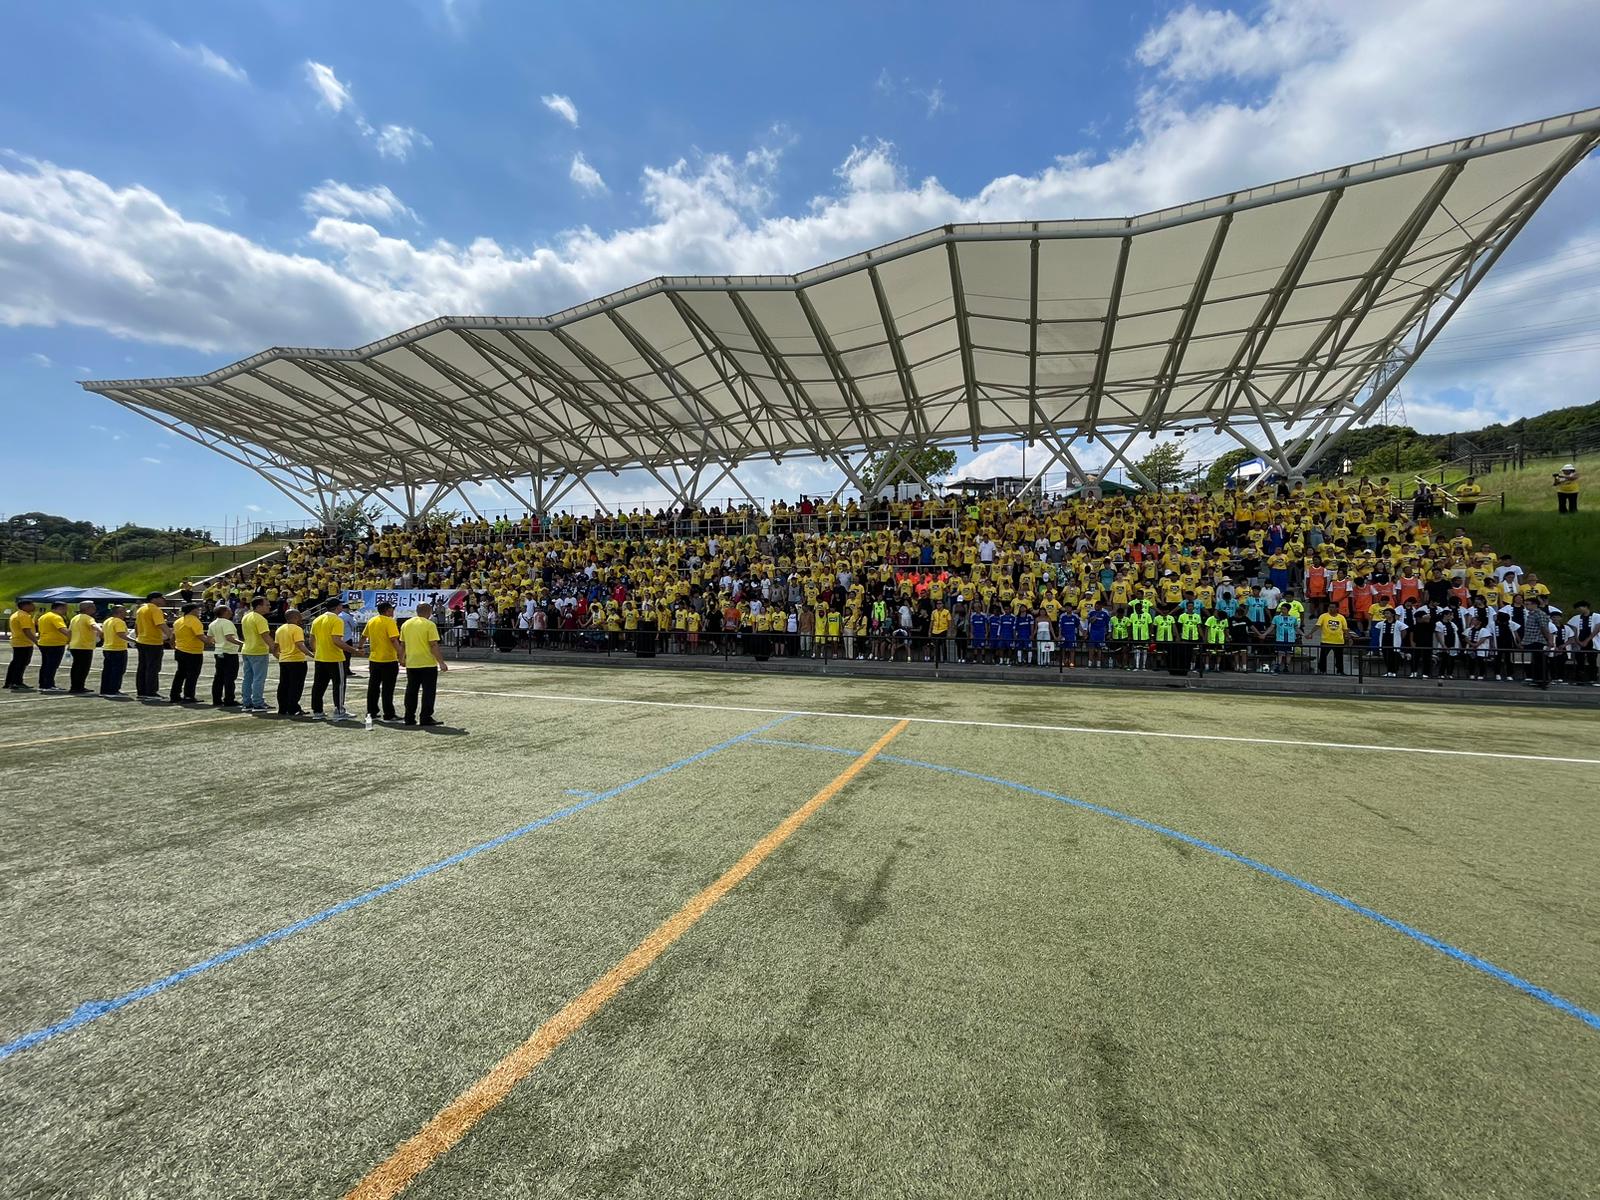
[1026,238,1041,441]
[868,264,926,442]
[944,240,981,448]
[493,329,656,464]
[661,290,798,450]
[1143,211,1233,422]
[795,287,890,444]
[726,292,834,450]
[1084,234,1133,431]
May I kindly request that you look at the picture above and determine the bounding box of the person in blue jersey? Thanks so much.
[1271,603,1301,674]
[1244,588,1269,631]
[1058,607,1081,669]
[1086,602,1112,668]
[1013,607,1033,665]
[968,607,988,664]
[996,608,1017,664]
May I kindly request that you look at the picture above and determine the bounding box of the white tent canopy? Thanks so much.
[82,108,1600,521]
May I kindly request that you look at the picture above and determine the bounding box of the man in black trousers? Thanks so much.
[133,592,169,700]
[5,599,39,690]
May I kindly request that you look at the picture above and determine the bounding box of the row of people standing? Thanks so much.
[5,593,450,724]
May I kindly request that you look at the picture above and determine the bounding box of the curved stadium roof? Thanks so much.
[82,107,1600,511]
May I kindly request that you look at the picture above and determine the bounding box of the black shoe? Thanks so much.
[68,689,92,695]
[403,717,416,725]
[418,718,443,727]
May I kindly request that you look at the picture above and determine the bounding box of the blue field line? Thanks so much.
[0,715,795,1065]
[748,737,1600,1033]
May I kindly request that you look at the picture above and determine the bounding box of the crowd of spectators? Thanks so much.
[189,476,1598,689]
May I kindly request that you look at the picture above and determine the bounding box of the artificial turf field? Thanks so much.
[0,653,1597,1200]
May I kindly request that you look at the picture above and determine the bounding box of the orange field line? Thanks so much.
[343,718,911,1200]
[0,713,246,751]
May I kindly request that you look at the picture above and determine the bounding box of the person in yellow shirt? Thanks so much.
[309,599,357,721]
[238,596,274,712]
[34,601,70,692]
[5,599,39,691]
[99,605,131,696]
[1554,464,1580,514]
[168,603,212,704]
[274,609,309,717]
[133,591,169,700]
[400,602,448,726]
[1315,609,1348,676]
[361,601,404,722]
[67,601,100,694]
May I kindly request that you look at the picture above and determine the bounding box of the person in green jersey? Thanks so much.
[1176,601,1203,675]
[1152,611,1176,672]
[1204,612,1229,672]
[1110,608,1131,670]
[1127,604,1152,671]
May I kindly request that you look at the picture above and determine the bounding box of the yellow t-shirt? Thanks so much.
[240,611,272,656]
[400,617,441,668]
[68,612,99,650]
[363,614,401,663]
[1556,474,1580,495]
[8,610,36,645]
[1316,613,1348,646]
[102,616,129,652]
[276,623,307,663]
[135,603,167,646]
[36,611,69,647]
[310,612,347,663]
[173,614,207,654]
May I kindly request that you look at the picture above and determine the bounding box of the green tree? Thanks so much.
[1134,443,1187,491]
[858,447,958,494]
[1351,436,1442,483]
[1197,448,1256,493]
[323,496,384,541]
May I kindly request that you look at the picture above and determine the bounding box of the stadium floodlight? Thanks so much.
[82,107,1600,522]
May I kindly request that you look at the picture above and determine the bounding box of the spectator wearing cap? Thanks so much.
[1553,464,1580,514]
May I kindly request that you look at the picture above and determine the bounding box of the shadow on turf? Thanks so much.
[241,712,468,735]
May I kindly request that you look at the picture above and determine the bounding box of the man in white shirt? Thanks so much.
[207,605,243,707]
[979,537,997,564]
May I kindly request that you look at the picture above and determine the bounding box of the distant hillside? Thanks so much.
[1316,397,1600,477]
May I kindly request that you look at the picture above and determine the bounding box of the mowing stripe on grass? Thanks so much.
[0,715,794,1065]
[0,713,246,750]
[343,719,911,1200]
[750,737,1600,1033]
[437,685,1600,766]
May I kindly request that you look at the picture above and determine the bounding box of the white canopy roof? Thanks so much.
[82,108,1600,512]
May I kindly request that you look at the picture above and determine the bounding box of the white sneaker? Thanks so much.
[311,713,326,721]
[333,708,350,721]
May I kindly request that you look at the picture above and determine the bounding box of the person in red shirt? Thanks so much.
[1351,579,1376,630]
[1328,572,1352,618]
[1306,564,1329,615]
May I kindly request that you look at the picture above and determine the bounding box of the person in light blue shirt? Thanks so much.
[1271,606,1300,673]
[1245,593,1268,628]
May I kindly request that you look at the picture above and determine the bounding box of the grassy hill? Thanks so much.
[0,541,282,605]
[1451,454,1599,605]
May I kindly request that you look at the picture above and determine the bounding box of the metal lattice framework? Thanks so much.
[83,108,1600,521]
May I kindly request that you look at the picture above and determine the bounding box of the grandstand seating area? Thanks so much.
[188,479,1596,687]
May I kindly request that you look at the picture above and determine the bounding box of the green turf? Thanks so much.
[1,653,1597,1199]
[0,540,281,608]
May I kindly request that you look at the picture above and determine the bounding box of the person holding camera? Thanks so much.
[1553,464,1580,514]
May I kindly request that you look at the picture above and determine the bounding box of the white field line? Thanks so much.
[435,686,1600,767]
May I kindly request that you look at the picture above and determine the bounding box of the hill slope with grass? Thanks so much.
[1451,454,1598,605]
[0,542,281,606]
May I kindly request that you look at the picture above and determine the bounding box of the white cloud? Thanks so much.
[541,93,579,127]
[141,456,162,464]
[303,181,416,223]
[1137,0,1336,83]
[371,124,431,162]
[568,152,606,194]
[2,0,1595,440]
[874,69,950,118]
[28,351,52,367]
[303,62,430,162]
[170,41,247,83]
[304,61,352,113]
[245,503,264,512]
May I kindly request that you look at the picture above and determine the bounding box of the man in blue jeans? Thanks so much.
[238,595,275,712]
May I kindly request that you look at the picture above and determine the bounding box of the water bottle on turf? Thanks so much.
[364,714,373,731]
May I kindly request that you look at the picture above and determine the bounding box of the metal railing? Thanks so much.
[441,629,1598,687]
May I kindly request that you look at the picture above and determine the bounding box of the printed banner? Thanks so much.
[342,589,464,623]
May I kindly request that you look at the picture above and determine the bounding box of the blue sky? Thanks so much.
[2,0,1597,532]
